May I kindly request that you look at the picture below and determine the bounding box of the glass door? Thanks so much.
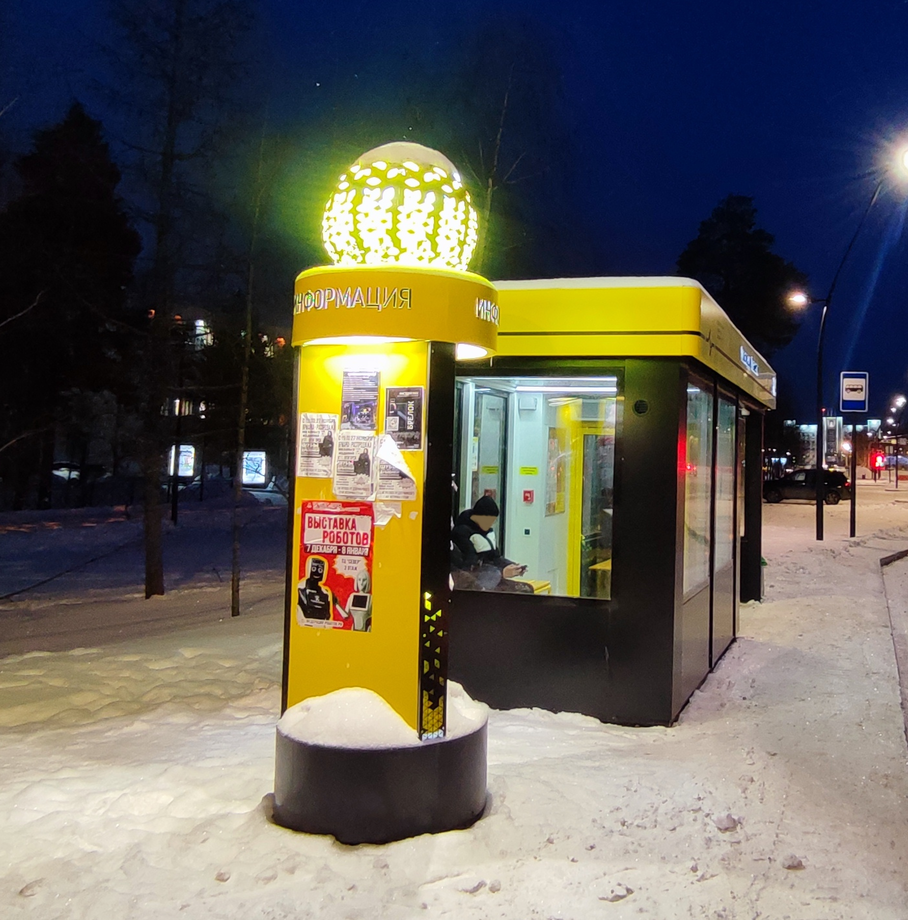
[711,391,738,662]
[578,429,615,598]
[567,407,617,599]
[470,388,509,538]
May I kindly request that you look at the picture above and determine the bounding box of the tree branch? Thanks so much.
[0,425,54,456]
[0,290,46,331]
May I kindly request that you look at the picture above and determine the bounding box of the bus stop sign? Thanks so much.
[840,372,869,413]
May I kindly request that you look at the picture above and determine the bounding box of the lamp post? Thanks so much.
[791,145,908,538]
[789,175,892,539]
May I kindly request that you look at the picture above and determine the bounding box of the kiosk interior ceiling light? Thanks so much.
[322,142,479,272]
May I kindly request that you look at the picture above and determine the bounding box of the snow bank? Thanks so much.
[1,480,907,918]
[277,681,488,748]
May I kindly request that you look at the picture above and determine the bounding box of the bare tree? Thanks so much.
[102,0,253,597]
[446,15,569,279]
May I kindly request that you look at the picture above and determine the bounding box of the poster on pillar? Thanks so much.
[297,500,374,632]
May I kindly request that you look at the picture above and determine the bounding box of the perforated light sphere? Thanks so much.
[322,142,479,272]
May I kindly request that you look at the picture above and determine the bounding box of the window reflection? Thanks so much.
[714,397,736,571]
[683,382,713,595]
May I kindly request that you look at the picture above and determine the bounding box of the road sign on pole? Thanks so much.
[840,371,869,413]
[840,371,867,539]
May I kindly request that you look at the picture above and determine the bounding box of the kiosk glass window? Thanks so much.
[453,375,619,600]
[714,395,736,570]
[683,381,713,596]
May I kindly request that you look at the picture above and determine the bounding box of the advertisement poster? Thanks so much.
[384,386,424,450]
[297,413,338,478]
[297,501,374,631]
[169,444,196,478]
[341,370,380,431]
[375,434,417,501]
[333,430,377,499]
[545,426,567,515]
[242,450,267,485]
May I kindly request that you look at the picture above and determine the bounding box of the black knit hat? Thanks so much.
[471,495,500,517]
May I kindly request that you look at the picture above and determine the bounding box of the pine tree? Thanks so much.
[676,195,807,357]
[0,103,140,508]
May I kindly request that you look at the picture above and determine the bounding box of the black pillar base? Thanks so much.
[272,720,488,845]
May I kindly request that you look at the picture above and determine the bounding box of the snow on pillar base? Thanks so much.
[272,722,487,845]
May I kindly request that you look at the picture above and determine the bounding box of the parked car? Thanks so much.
[763,468,851,505]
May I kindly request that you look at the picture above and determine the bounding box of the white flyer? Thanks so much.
[375,434,417,501]
[333,431,377,499]
[297,413,338,479]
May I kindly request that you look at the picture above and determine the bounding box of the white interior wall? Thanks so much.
[503,395,571,593]
[456,382,475,518]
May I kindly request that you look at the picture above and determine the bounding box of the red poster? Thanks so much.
[297,500,374,631]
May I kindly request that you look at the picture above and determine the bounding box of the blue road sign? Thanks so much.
[840,372,869,413]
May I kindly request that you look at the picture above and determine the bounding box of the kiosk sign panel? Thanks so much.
[298,500,374,632]
[840,372,869,413]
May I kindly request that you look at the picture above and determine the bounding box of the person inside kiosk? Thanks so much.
[451,496,533,593]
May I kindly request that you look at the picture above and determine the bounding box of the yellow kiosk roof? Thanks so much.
[494,277,776,409]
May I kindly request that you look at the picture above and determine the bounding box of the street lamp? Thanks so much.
[788,144,908,540]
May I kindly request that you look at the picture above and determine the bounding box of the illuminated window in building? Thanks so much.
[194,319,213,349]
[322,142,478,272]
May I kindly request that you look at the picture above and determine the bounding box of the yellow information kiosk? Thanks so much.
[273,143,494,843]
[448,278,775,726]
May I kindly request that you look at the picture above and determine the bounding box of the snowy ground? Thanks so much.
[1,482,908,918]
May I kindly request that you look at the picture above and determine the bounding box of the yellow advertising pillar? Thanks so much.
[274,143,497,844]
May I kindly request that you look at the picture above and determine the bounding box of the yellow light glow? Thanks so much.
[322,142,479,271]
[323,349,411,379]
[455,343,488,360]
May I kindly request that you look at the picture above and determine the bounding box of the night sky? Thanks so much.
[5,0,908,420]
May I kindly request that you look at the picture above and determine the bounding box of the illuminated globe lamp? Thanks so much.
[275,143,495,844]
[298,141,495,361]
[322,142,478,273]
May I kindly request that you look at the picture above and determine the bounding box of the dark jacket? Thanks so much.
[451,509,514,571]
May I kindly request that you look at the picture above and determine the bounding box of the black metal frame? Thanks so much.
[417,342,456,738]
